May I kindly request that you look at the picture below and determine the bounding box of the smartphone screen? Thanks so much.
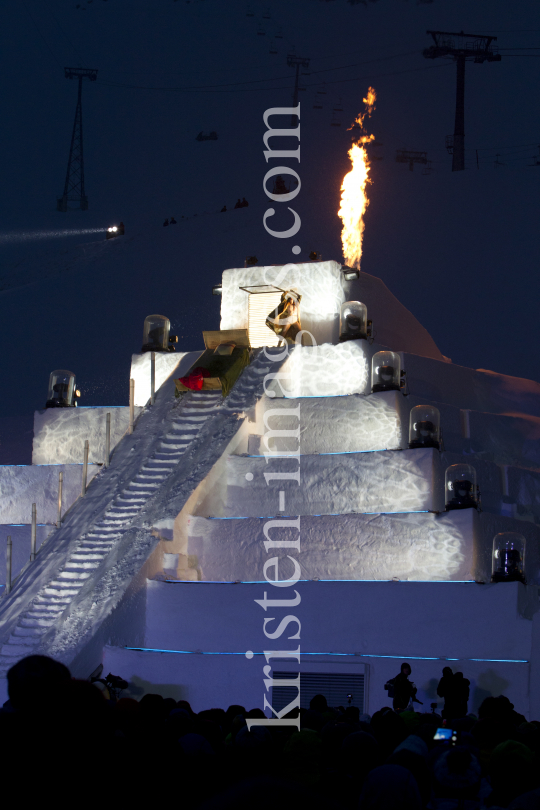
[433,727,453,741]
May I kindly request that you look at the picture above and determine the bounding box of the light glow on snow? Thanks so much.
[0,228,105,244]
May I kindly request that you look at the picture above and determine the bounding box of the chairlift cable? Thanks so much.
[99,60,452,94]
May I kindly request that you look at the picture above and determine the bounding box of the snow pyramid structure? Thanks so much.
[0,260,539,718]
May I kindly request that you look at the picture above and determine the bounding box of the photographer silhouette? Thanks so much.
[385,662,422,711]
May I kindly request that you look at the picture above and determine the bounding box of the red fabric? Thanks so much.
[178,366,211,391]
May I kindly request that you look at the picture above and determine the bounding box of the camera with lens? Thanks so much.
[105,673,128,691]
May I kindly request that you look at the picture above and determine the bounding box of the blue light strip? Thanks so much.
[0,463,98,467]
[6,524,51,527]
[245,448,393,458]
[165,578,477,585]
[282,394,366,399]
[207,510,431,520]
[124,647,528,664]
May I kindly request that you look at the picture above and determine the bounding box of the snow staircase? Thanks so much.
[0,390,223,673]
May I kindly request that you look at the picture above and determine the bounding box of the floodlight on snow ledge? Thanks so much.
[445,464,479,511]
[371,351,402,393]
[45,370,80,408]
[339,301,371,342]
[212,283,222,296]
[106,221,124,240]
[491,532,526,584]
[341,265,360,281]
[141,314,177,354]
[409,405,441,450]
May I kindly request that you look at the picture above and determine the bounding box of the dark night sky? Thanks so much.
[0,0,539,420]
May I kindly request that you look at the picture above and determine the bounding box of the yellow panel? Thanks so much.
[248,292,282,348]
[203,329,250,350]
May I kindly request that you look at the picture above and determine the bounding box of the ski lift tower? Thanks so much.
[57,67,98,212]
[286,54,310,125]
[423,31,501,172]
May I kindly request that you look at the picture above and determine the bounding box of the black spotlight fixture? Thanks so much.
[45,370,80,408]
[491,532,526,584]
[445,464,479,510]
[141,314,177,353]
[212,283,223,296]
[371,351,403,393]
[409,405,441,450]
[339,300,371,342]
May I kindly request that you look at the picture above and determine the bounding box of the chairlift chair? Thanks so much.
[275,27,283,38]
[270,40,278,54]
[246,5,254,16]
[331,111,341,127]
[257,24,265,35]
[262,7,271,18]
[333,97,344,113]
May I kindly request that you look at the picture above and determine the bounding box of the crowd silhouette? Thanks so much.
[1,655,538,808]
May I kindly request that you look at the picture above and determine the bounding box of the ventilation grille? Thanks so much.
[248,291,282,348]
[272,672,364,712]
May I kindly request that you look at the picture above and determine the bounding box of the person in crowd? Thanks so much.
[221,205,227,212]
[234,199,242,209]
[170,216,177,224]
[163,218,169,226]
[437,666,457,718]
[4,653,540,809]
[359,764,422,809]
[241,197,249,207]
[386,662,418,712]
[453,671,470,718]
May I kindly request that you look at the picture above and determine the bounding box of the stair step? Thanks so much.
[70,553,106,561]
[17,620,54,631]
[46,578,81,588]
[26,608,63,619]
[0,644,39,657]
[34,595,72,605]
[100,518,132,526]
[64,561,101,571]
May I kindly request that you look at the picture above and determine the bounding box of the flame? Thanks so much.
[338,87,377,270]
